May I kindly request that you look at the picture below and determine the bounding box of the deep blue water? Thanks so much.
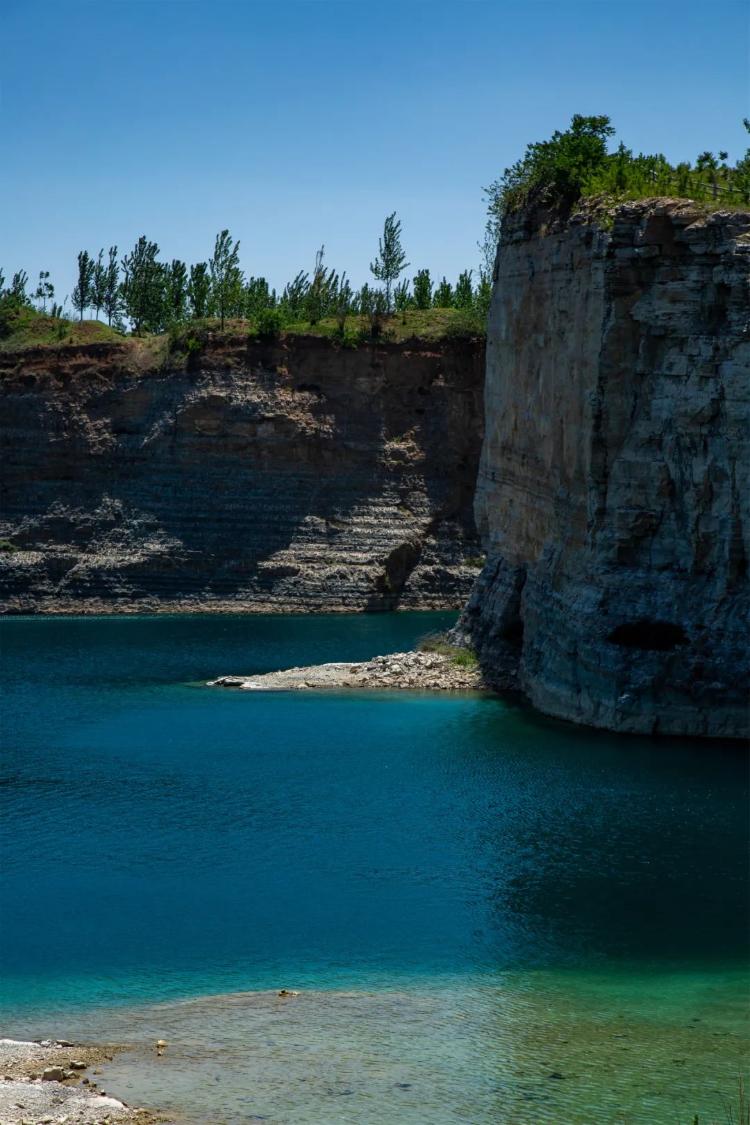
[0,614,748,1123]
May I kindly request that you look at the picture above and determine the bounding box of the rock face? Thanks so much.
[0,334,483,613]
[455,199,749,739]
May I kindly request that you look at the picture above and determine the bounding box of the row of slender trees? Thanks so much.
[1,213,493,336]
[5,118,748,339]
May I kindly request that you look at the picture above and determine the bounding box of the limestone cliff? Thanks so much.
[0,334,483,613]
[456,198,749,739]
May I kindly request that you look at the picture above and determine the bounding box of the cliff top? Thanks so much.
[501,193,750,243]
[0,305,484,359]
[486,114,749,229]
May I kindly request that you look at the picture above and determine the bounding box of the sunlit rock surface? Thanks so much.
[0,335,483,613]
[456,199,749,738]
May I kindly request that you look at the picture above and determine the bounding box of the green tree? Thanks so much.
[280,271,310,320]
[188,262,211,319]
[695,151,719,199]
[393,279,412,313]
[245,276,275,321]
[166,259,189,325]
[474,275,492,324]
[305,245,330,325]
[34,270,54,312]
[103,246,121,327]
[333,273,352,333]
[486,113,615,217]
[370,212,409,310]
[412,269,432,310]
[476,220,496,325]
[454,270,474,310]
[433,277,453,307]
[209,229,243,329]
[356,283,372,317]
[4,271,30,307]
[370,289,387,336]
[121,237,166,334]
[11,271,29,302]
[357,285,386,335]
[91,250,106,320]
[72,251,95,321]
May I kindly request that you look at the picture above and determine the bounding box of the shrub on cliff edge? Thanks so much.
[255,307,284,340]
[486,114,750,220]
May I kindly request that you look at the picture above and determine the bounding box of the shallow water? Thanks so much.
[1,614,748,1123]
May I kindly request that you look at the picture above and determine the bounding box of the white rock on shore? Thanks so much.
[0,1077,133,1125]
[0,1039,161,1124]
[208,648,484,694]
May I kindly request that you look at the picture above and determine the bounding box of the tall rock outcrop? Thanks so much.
[0,334,483,613]
[456,199,749,739]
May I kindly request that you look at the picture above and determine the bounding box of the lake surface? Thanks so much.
[1,613,748,1123]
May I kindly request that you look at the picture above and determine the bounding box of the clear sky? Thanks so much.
[2,0,748,305]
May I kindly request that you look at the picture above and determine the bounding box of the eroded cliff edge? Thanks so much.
[0,334,483,613]
[455,199,749,739]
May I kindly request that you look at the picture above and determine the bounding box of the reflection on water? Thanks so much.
[1,614,748,1123]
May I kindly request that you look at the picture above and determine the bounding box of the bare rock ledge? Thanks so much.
[208,650,484,693]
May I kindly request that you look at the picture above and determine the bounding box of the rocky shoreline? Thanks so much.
[0,1038,168,1124]
[208,648,485,693]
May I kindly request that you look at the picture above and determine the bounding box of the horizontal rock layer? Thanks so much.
[456,199,749,739]
[0,335,484,613]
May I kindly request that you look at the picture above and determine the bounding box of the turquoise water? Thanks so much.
[1,614,748,1123]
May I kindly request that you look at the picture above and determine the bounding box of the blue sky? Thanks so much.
[2,0,748,306]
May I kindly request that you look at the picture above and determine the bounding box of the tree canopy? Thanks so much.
[486,114,750,222]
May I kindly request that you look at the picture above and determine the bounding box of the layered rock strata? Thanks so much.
[0,334,483,613]
[455,199,749,739]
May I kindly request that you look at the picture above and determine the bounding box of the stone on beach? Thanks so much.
[0,1039,160,1124]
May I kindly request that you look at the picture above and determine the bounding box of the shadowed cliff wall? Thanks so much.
[0,334,484,613]
[456,199,749,739]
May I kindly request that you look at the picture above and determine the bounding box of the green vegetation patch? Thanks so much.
[166,308,485,355]
[0,304,122,352]
[279,307,484,343]
[418,632,479,669]
[486,114,750,220]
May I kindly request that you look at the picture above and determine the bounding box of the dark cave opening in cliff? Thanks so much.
[607,620,688,652]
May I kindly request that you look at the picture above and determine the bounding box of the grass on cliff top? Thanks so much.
[279,307,485,342]
[171,307,485,347]
[0,305,124,352]
[0,306,484,357]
